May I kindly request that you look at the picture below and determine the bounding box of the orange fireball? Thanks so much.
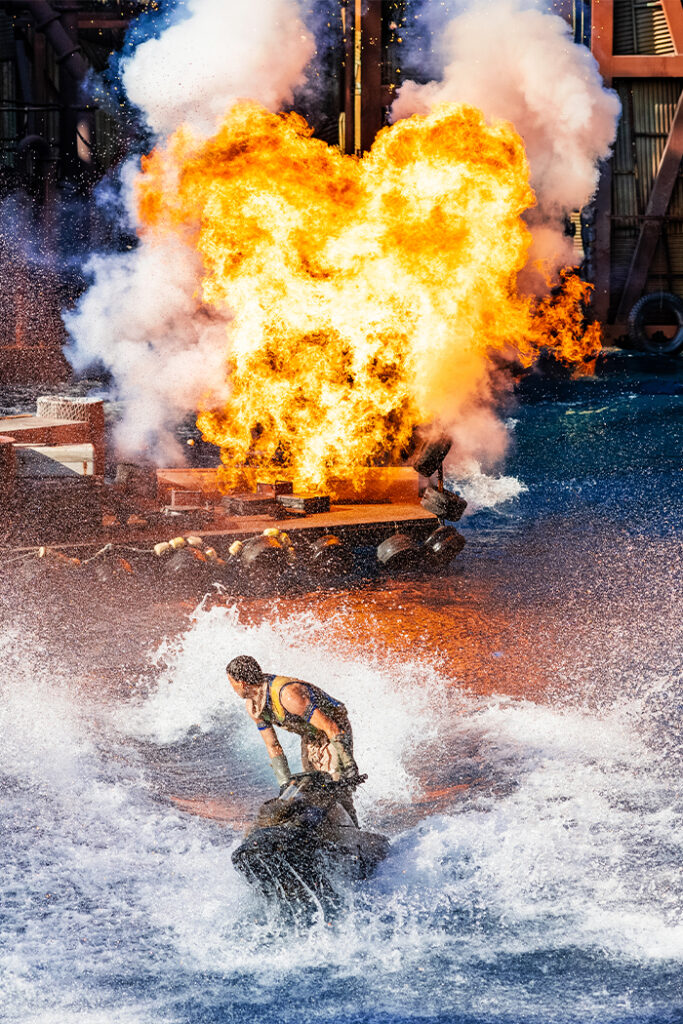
[136,101,599,492]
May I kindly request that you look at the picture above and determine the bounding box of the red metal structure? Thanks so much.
[591,0,683,348]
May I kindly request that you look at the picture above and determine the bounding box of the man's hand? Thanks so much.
[338,767,367,788]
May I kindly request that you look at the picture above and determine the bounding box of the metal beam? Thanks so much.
[354,0,361,154]
[341,1,353,154]
[20,0,89,81]
[616,87,683,321]
[591,0,614,83]
[591,0,615,322]
[661,0,683,54]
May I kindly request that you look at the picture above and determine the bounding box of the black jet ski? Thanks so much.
[232,771,390,908]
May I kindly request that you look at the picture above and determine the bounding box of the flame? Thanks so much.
[136,101,600,492]
[529,269,602,374]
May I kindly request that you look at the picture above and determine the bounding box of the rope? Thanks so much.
[0,542,155,566]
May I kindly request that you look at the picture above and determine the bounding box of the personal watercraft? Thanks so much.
[232,771,390,907]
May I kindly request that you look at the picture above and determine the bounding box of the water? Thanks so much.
[1,354,682,1023]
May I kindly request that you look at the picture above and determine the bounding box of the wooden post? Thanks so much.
[360,0,383,155]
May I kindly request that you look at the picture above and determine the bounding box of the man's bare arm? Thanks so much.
[280,684,343,740]
[257,723,285,758]
[280,684,359,779]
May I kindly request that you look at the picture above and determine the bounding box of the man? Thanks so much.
[226,655,362,821]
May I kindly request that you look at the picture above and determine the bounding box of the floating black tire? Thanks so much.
[88,555,136,586]
[240,535,288,576]
[309,535,352,575]
[424,525,466,567]
[408,435,453,478]
[420,486,467,522]
[163,547,210,582]
[376,533,424,573]
[628,292,683,355]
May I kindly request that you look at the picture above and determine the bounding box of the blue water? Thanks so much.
[1,353,682,1023]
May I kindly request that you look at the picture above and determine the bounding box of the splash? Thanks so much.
[136,101,598,492]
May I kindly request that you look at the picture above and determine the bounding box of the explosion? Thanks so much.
[136,101,599,493]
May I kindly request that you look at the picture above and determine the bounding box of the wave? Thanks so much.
[1,598,681,1022]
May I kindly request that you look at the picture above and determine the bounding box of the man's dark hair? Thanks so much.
[226,655,263,685]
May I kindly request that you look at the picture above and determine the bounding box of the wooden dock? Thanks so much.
[190,501,439,547]
[2,500,439,557]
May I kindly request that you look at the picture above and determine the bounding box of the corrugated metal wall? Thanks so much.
[613,0,675,55]
[0,12,16,168]
[611,78,683,306]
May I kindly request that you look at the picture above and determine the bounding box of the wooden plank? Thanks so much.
[2,503,438,554]
[0,415,91,447]
[616,87,683,321]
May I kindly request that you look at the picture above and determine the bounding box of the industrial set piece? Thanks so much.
[0,396,467,591]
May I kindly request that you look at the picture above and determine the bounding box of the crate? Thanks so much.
[256,480,294,496]
[222,493,280,517]
[276,494,331,514]
[170,489,203,509]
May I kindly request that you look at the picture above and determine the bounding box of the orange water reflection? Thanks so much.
[226,576,565,702]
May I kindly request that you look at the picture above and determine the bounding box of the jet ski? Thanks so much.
[232,771,390,909]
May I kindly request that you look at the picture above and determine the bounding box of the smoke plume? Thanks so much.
[65,0,314,460]
[391,0,621,290]
[65,0,618,469]
[121,0,314,138]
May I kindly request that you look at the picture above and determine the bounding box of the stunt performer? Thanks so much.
[226,655,362,822]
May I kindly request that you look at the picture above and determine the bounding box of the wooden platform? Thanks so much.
[0,413,91,447]
[2,501,439,555]
[196,502,438,547]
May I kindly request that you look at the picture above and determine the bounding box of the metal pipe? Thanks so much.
[19,0,89,81]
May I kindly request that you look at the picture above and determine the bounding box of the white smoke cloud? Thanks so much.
[65,0,619,466]
[391,0,621,289]
[122,0,314,138]
[65,238,233,462]
[66,0,314,460]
